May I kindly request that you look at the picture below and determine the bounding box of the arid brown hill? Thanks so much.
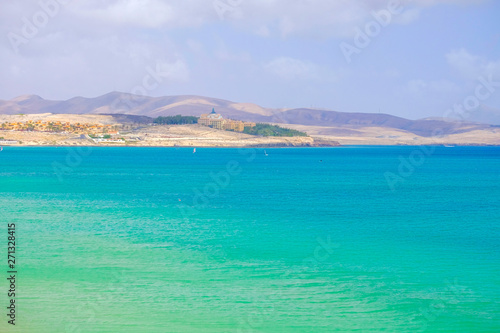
[0,92,493,137]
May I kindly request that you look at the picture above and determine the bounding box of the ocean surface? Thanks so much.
[1,146,499,332]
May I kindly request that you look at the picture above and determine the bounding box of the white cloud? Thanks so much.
[446,48,500,79]
[446,49,483,79]
[214,39,252,62]
[406,79,460,94]
[392,8,421,25]
[255,25,271,37]
[46,0,485,38]
[407,79,428,94]
[0,0,490,110]
[68,0,214,29]
[412,0,483,5]
[87,0,174,28]
[156,59,190,83]
[428,79,460,93]
[265,57,319,80]
[229,0,483,38]
[0,0,484,44]
[186,39,204,54]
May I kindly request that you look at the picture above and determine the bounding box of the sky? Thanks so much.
[1,0,500,119]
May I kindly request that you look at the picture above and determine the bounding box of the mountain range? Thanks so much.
[0,92,498,138]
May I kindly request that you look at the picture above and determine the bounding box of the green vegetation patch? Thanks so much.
[243,123,308,137]
[154,115,199,125]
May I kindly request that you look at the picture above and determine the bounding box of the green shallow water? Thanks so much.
[0,146,499,332]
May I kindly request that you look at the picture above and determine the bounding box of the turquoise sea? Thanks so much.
[1,146,499,332]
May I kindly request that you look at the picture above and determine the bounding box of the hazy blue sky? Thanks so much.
[1,0,499,119]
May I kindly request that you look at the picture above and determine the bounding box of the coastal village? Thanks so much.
[0,110,317,147]
[0,109,253,135]
[0,119,119,134]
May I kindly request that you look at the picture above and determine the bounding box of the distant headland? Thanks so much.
[0,92,498,146]
[0,111,329,148]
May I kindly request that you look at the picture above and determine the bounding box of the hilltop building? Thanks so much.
[198,108,256,132]
[198,108,225,129]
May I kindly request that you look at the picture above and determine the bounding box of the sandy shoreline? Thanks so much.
[1,114,498,147]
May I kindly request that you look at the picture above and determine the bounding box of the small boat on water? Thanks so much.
[193,148,197,153]
[264,150,268,156]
